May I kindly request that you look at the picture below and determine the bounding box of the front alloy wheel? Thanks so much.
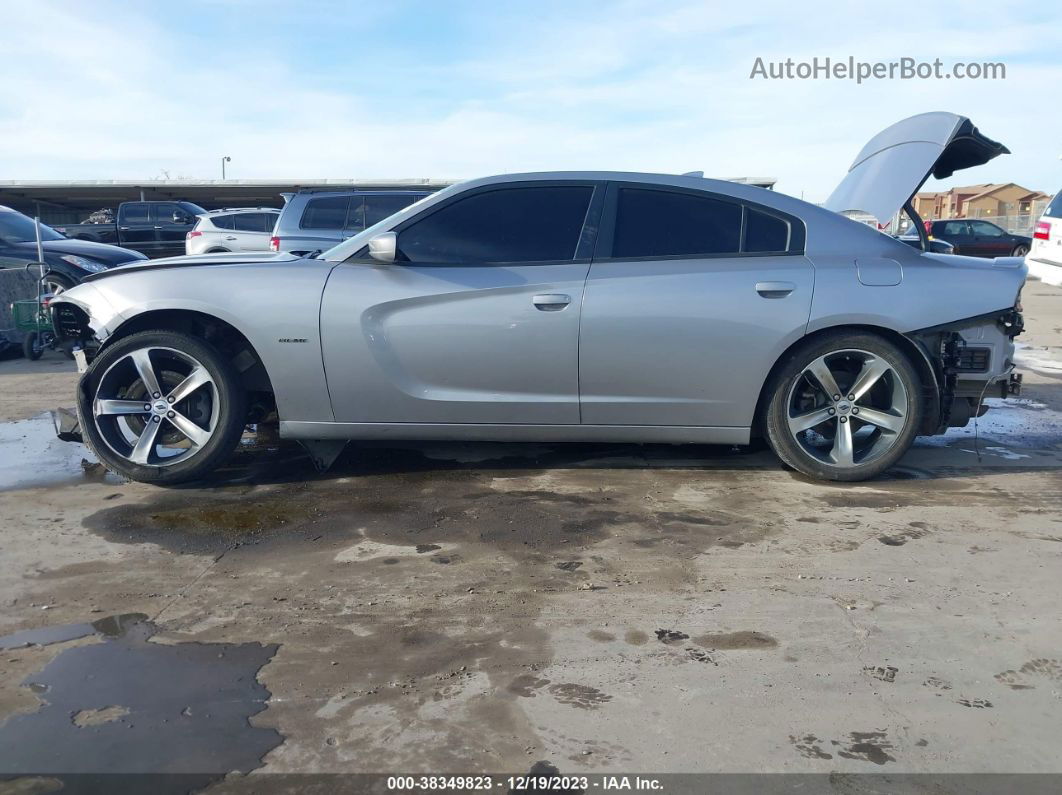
[765,333,923,481]
[78,330,246,484]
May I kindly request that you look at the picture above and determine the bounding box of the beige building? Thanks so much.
[913,183,1050,220]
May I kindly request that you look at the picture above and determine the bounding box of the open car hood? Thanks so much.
[824,112,1009,224]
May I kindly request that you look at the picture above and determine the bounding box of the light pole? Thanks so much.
[221,155,231,180]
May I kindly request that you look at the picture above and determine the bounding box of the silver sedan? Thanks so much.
[51,112,1026,484]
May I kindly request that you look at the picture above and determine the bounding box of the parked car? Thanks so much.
[895,234,955,254]
[54,201,207,259]
[185,208,281,256]
[52,112,1025,485]
[923,218,1031,258]
[269,190,431,255]
[1029,190,1062,268]
[0,206,146,293]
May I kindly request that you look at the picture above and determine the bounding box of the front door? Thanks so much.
[968,220,1012,257]
[320,182,601,425]
[579,183,814,429]
[153,203,191,258]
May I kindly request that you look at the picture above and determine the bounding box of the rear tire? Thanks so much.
[1012,244,1029,257]
[77,330,246,484]
[22,333,42,361]
[764,331,923,482]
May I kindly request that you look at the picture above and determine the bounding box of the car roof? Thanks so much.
[203,207,280,215]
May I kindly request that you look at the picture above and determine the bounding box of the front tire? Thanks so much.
[1012,244,1029,257]
[77,330,246,484]
[764,332,923,482]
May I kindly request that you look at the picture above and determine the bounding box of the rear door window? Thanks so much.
[970,220,1003,237]
[233,213,274,232]
[397,185,593,264]
[1044,191,1062,219]
[365,194,420,227]
[941,221,970,236]
[211,214,236,230]
[300,197,349,230]
[612,188,741,258]
[122,203,150,224]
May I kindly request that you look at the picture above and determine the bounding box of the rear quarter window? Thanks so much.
[210,214,235,230]
[1044,191,1062,219]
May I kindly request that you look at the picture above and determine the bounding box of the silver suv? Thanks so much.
[185,208,280,256]
[269,190,430,255]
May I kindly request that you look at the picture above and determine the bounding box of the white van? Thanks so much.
[1030,191,1062,268]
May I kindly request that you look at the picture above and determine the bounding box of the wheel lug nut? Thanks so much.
[152,415,161,423]
[833,394,840,401]
[167,411,175,418]
[143,404,151,411]
[167,396,175,403]
[839,416,848,423]
[827,408,835,415]
[848,394,855,401]
[152,392,161,399]
[852,407,859,414]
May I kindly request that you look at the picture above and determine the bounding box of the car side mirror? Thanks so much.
[367,232,397,264]
[173,212,192,224]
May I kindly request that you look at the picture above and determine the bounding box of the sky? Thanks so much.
[2,0,1060,202]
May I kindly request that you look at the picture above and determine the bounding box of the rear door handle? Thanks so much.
[755,281,796,298]
[532,294,572,311]
[224,236,237,240]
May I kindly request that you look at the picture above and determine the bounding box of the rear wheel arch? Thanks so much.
[752,324,939,438]
[103,309,275,417]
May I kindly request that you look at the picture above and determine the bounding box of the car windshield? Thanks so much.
[320,188,458,262]
[0,211,65,244]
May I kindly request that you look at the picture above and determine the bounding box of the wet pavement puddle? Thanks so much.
[0,614,280,791]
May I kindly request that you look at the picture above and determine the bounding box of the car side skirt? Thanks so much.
[279,421,751,446]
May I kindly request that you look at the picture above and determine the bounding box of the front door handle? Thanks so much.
[224,236,237,240]
[532,294,572,311]
[755,281,796,298]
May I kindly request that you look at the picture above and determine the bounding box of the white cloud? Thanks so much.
[1,0,1059,201]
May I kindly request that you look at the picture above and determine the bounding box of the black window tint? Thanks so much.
[942,221,968,236]
[122,204,149,224]
[211,214,235,230]
[301,197,349,230]
[153,203,179,223]
[232,213,271,232]
[343,196,366,231]
[613,188,741,258]
[398,186,592,264]
[1045,191,1062,219]
[365,194,419,227]
[744,208,789,252]
[971,220,1003,237]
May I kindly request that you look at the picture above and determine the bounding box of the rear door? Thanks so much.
[320,181,601,424]
[579,183,813,429]
[230,212,278,251]
[117,203,156,255]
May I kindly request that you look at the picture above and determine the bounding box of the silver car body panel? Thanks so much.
[53,114,1027,446]
[825,112,1009,224]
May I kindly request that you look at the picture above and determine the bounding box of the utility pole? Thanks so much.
[221,156,231,180]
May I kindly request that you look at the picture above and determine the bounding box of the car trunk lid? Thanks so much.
[824,112,1009,225]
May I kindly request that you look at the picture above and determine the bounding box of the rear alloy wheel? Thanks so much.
[1012,244,1029,257]
[764,333,923,481]
[77,330,246,484]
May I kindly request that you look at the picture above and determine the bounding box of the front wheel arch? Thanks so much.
[751,324,937,440]
[102,310,275,415]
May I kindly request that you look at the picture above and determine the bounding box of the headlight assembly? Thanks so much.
[59,254,108,273]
